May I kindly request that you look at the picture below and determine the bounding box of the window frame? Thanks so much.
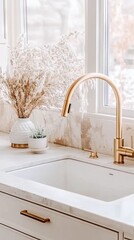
[96,0,134,119]
[0,0,5,42]
[5,0,22,49]
[0,0,7,73]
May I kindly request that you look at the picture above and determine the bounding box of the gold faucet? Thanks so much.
[61,73,134,164]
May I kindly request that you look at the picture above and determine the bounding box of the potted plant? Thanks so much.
[28,127,48,153]
[0,73,47,148]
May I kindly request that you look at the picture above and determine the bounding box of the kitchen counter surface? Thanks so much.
[1,133,134,236]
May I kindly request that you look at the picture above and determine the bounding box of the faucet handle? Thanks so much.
[83,148,98,159]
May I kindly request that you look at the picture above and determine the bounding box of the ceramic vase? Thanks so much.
[9,118,35,148]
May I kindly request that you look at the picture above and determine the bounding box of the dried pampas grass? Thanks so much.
[0,32,85,117]
[0,73,54,118]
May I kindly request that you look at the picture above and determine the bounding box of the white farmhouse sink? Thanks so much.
[8,158,134,202]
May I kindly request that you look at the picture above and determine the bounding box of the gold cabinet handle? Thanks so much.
[20,210,50,223]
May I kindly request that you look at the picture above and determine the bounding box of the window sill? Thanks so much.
[83,112,134,125]
[44,107,134,125]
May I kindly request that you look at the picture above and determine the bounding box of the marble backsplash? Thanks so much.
[0,101,134,156]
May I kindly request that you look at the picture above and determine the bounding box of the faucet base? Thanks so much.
[114,138,134,164]
[114,138,125,164]
[113,156,124,164]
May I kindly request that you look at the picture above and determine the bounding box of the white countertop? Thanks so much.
[1,133,134,236]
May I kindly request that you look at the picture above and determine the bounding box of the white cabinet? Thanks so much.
[0,192,119,240]
[0,224,37,240]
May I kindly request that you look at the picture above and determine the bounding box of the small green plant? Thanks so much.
[30,127,46,139]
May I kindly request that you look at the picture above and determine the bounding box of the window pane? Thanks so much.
[25,0,85,57]
[106,0,134,110]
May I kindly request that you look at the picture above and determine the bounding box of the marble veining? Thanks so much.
[0,101,134,156]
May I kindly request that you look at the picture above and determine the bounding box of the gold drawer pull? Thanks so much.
[20,210,50,223]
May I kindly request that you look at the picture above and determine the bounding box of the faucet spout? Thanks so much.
[61,73,134,164]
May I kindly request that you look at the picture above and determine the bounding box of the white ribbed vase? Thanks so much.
[10,118,35,148]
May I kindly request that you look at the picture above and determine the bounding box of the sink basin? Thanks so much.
[8,158,134,202]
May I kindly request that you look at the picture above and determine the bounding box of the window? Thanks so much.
[23,0,85,58]
[8,0,86,109]
[98,0,134,117]
[2,0,134,117]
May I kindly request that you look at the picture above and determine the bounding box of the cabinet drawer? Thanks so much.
[0,192,118,240]
[0,224,37,240]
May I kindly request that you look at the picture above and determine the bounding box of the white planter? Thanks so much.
[9,118,35,148]
[28,137,48,153]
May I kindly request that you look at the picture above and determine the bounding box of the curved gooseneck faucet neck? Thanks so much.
[61,73,134,164]
[61,73,122,140]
